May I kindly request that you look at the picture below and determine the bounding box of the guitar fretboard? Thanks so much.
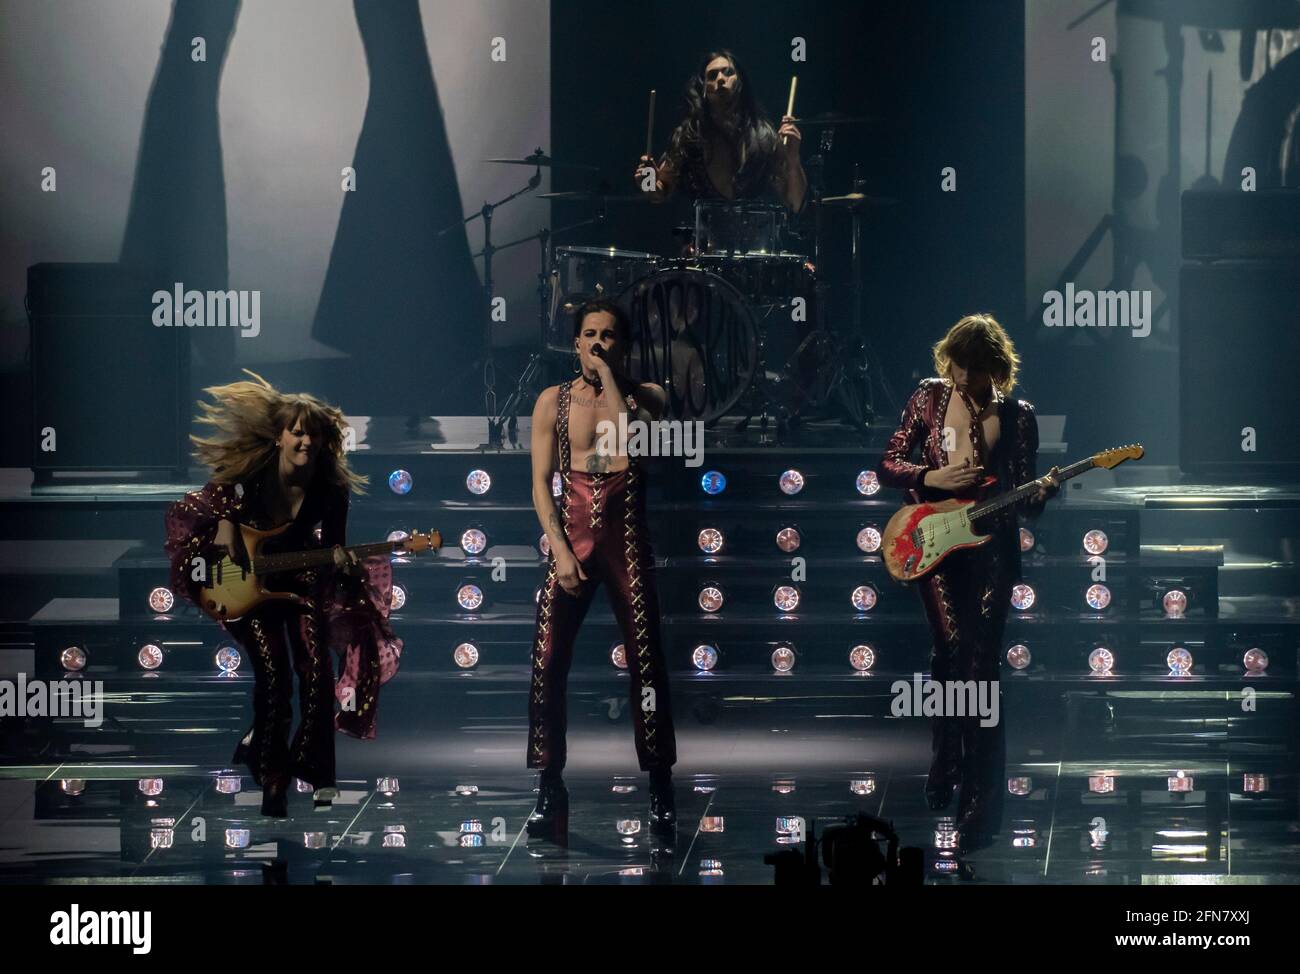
[254,541,401,575]
[967,456,1094,521]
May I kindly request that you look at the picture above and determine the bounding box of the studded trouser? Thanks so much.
[916,538,1013,812]
[528,467,677,773]
[227,597,336,790]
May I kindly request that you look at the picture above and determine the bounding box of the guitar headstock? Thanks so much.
[401,530,443,555]
[1092,444,1144,469]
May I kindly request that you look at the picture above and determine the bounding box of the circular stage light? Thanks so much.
[699,816,725,832]
[138,644,164,671]
[538,534,550,557]
[776,527,801,552]
[1007,777,1032,796]
[1088,647,1115,675]
[456,584,484,611]
[303,832,327,850]
[60,646,87,672]
[1019,527,1035,552]
[1162,589,1188,619]
[773,585,800,612]
[610,643,627,669]
[698,586,724,613]
[697,528,724,554]
[60,779,86,796]
[1082,529,1109,555]
[454,784,479,797]
[388,469,413,495]
[1006,644,1032,670]
[772,779,796,795]
[390,584,407,612]
[465,469,491,495]
[215,644,241,673]
[215,775,241,795]
[1243,773,1269,793]
[851,585,878,612]
[616,819,642,836]
[1085,583,1111,610]
[700,470,727,495]
[1010,583,1036,611]
[1168,771,1193,793]
[460,528,487,555]
[850,777,876,796]
[150,828,174,850]
[387,529,410,545]
[849,644,876,672]
[224,829,251,849]
[1166,646,1193,676]
[376,777,400,796]
[779,469,805,495]
[1088,775,1115,794]
[856,526,882,553]
[771,644,797,673]
[453,643,480,669]
[148,587,174,614]
[1243,648,1269,674]
[692,644,719,671]
[138,778,163,796]
[855,470,880,496]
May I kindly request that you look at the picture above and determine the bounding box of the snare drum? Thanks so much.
[692,253,811,302]
[546,246,660,351]
[694,199,787,255]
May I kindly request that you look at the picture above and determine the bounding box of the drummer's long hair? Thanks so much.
[189,369,368,494]
[664,49,785,199]
[932,314,1021,396]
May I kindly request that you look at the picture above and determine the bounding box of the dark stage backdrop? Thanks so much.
[549,0,1027,422]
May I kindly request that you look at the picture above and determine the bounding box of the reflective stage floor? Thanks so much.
[2,670,1296,885]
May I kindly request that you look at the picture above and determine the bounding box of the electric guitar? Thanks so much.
[881,445,1143,583]
[198,523,441,623]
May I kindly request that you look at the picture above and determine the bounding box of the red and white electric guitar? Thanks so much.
[881,444,1143,583]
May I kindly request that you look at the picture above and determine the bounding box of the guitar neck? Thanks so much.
[254,540,398,575]
[967,456,1094,521]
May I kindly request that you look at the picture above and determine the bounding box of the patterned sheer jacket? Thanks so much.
[876,377,1046,579]
[163,473,402,740]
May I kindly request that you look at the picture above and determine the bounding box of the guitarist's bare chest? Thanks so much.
[942,393,1001,464]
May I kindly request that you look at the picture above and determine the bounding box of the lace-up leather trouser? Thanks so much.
[226,590,336,791]
[527,466,677,774]
[916,536,1013,816]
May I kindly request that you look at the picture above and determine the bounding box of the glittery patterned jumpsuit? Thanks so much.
[164,476,402,795]
[527,380,678,774]
[877,377,1045,821]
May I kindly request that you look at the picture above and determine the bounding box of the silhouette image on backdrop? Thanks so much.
[312,0,485,417]
[119,0,241,385]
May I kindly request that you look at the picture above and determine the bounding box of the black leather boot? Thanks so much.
[526,774,569,837]
[648,769,676,833]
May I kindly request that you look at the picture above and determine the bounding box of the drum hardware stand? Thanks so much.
[491,210,608,446]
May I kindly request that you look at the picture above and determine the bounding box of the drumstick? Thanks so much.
[783,76,797,145]
[645,89,656,159]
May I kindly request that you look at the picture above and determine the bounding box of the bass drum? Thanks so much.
[616,268,759,423]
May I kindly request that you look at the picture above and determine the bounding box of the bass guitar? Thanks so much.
[881,445,1143,583]
[199,524,441,622]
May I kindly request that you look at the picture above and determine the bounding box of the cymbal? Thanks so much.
[816,192,898,209]
[487,154,599,172]
[536,190,652,204]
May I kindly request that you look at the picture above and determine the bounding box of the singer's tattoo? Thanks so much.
[586,450,612,474]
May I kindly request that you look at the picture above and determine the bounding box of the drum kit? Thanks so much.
[473,122,896,444]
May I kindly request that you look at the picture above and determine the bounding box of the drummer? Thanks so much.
[634,49,806,213]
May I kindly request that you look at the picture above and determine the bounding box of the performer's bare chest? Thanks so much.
[942,393,1001,465]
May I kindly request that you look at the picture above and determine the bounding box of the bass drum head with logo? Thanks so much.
[616,268,758,423]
